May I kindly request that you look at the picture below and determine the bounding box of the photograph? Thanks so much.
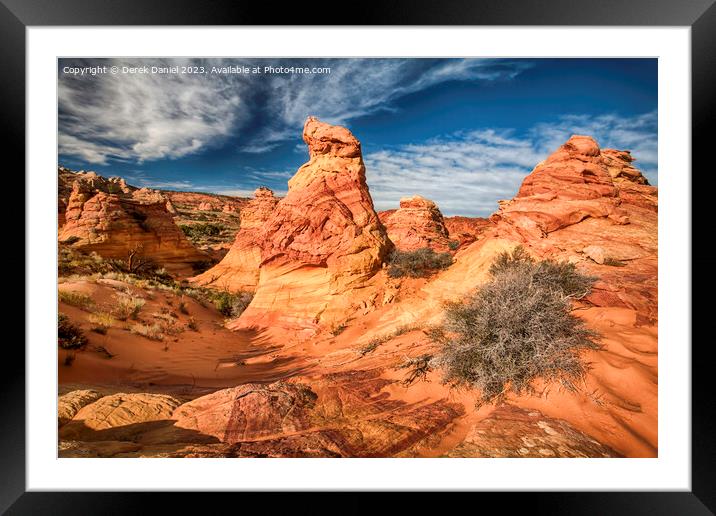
[56,57,658,459]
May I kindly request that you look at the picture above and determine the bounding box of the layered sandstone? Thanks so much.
[444,216,492,248]
[379,196,452,252]
[229,117,392,333]
[191,187,279,291]
[58,176,208,275]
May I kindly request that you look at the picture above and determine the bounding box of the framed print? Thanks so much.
[5,0,714,512]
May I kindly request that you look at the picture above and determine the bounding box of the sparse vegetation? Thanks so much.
[433,246,600,407]
[180,223,227,245]
[178,301,189,315]
[331,323,347,336]
[58,290,95,310]
[58,313,88,349]
[358,324,421,356]
[88,312,114,334]
[211,290,254,318]
[448,240,460,251]
[387,248,453,278]
[130,322,165,341]
[63,352,76,367]
[187,317,199,331]
[603,257,627,267]
[113,295,146,321]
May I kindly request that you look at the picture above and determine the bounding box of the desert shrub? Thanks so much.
[58,313,88,349]
[212,290,254,318]
[130,323,164,341]
[88,312,114,334]
[187,317,199,331]
[387,248,453,278]
[58,290,95,310]
[603,257,627,267]
[448,240,460,251]
[113,295,145,321]
[63,352,76,367]
[433,246,600,407]
[331,323,347,336]
[178,301,189,315]
[180,223,225,241]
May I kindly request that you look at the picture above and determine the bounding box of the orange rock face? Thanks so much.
[228,117,392,333]
[379,196,452,252]
[191,187,279,291]
[491,135,648,240]
[58,175,208,275]
[444,216,492,248]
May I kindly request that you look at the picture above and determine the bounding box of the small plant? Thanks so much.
[178,301,189,315]
[113,295,145,321]
[212,290,254,318]
[448,240,460,251]
[130,323,164,341]
[187,317,199,331]
[357,324,421,356]
[603,257,627,267]
[387,248,453,278]
[397,354,434,386]
[180,223,225,241]
[331,323,347,336]
[433,246,600,407]
[58,290,95,310]
[88,312,114,334]
[58,313,87,349]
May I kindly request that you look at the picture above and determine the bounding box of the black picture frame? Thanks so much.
[4,0,714,513]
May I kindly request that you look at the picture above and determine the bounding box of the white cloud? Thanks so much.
[365,111,658,217]
[58,58,529,165]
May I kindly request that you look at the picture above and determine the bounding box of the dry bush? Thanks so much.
[88,312,114,334]
[433,246,600,407]
[130,323,164,341]
[113,295,145,321]
[387,248,453,278]
[58,290,95,310]
[58,313,87,349]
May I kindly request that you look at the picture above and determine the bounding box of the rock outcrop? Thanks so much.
[491,135,648,240]
[228,117,392,333]
[444,216,492,248]
[191,187,279,291]
[58,174,208,275]
[379,196,452,252]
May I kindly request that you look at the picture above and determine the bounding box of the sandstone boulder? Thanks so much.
[379,195,452,252]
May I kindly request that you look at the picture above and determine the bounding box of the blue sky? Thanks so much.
[58,58,657,217]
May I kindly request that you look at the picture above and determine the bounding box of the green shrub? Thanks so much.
[180,223,225,241]
[212,290,254,318]
[434,246,600,407]
[448,240,460,251]
[387,248,453,278]
[58,313,88,349]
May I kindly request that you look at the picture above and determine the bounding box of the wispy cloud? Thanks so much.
[365,111,658,217]
[58,58,531,165]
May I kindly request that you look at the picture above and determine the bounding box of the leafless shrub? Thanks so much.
[387,248,453,278]
[397,354,434,386]
[434,246,601,407]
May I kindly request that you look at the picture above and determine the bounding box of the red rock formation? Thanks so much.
[58,178,208,275]
[228,117,392,333]
[379,195,452,252]
[192,187,279,291]
[444,216,492,248]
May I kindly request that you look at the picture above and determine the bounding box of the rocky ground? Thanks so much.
[57,118,657,458]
